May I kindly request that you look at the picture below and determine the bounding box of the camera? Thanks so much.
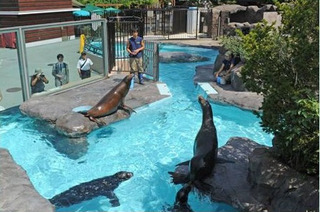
[40,74,45,77]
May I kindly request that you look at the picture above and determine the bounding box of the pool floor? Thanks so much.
[0,44,272,212]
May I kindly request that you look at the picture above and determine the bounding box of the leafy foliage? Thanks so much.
[78,0,158,8]
[224,0,319,175]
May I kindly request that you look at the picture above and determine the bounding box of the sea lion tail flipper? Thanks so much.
[176,160,190,166]
[168,172,189,185]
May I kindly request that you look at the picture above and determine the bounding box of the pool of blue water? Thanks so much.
[0,44,273,212]
[86,41,127,57]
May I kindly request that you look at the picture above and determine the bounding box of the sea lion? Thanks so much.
[171,184,193,212]
[169,95,218,185]
[81,74,135,124]
[49,171,133,208]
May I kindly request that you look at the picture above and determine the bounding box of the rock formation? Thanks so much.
[0,148,55,212]
[159,52,210,63]
[172,137,319,212]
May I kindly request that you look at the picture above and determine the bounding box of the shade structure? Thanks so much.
[105,7,121,13]
[82,4,104,16]
[73,10,90,17]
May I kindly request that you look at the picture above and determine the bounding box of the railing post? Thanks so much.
[196,8,199,39]
[153,43,159,81]
[102,19,109,76]
[16,28,31,101]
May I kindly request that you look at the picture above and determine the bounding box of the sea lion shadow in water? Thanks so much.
[76,74,136,126]
[168,95,234,209]
[49,171,133,209]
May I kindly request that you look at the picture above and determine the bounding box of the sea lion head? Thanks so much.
[123,74,134,85]
[198,95,210,108]
[115,171,134,181]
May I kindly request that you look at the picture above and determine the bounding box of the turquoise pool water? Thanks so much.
[85,41,126,57]
[0,44,273,212]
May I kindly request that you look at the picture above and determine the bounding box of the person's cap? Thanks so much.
[225,51,232,57]
[34,68,43,75]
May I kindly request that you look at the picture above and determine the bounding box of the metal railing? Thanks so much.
[0,18,160,109]
[105,16,159,81]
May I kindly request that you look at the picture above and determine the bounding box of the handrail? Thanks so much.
[0,19,106,32]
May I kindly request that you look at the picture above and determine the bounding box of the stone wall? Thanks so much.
[209,4,281,40]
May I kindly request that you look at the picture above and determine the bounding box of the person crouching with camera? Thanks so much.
[31,68,49,94]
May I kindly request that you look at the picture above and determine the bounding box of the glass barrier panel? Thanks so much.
[0,31,23,110]
[24,22,105,97]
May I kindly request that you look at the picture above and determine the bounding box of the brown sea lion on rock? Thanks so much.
[80,74,135,125]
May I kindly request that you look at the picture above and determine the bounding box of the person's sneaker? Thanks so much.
[139,81,144,85]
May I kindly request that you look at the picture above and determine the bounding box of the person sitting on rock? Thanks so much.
[214,52,241,85]
[214,51,233,85]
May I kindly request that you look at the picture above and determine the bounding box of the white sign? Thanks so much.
[91,13,101,31]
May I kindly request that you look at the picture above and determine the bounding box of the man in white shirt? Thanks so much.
[77,52,93,80]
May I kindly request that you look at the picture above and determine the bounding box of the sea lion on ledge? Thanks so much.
[169,95,218,185]
[80,74,135,125]
[49,171,133,208]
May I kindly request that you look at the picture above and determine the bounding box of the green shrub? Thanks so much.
[223,0,319,175]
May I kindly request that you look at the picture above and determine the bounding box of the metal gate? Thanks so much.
[107,16,159,81]
[172,9,187,34]
[122,8,199,40]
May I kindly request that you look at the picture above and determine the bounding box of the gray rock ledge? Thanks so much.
[159,52,210,63]
[0,148,54,212]
[193,63,262,111]
[173,137,319,212]
[20,74,169,137]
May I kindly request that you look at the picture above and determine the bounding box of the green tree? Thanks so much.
[225,0,319,175]
[78,0,158,8]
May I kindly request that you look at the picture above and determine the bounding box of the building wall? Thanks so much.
[0,0,19,11]
[0,0,75,43]
[0,0,72,11]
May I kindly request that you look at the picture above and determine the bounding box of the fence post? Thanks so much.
[153,43,159,81]
[16,28,31,100]
[196,8,199,39]
[102,20,109,76]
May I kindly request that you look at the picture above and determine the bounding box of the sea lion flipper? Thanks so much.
[119,104,136,114]
[88,116,106,127]
[168,172,189,185]
[176,160,190,166]
[104,191,120,207]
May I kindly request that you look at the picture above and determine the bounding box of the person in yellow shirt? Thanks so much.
[79,33,86,54]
